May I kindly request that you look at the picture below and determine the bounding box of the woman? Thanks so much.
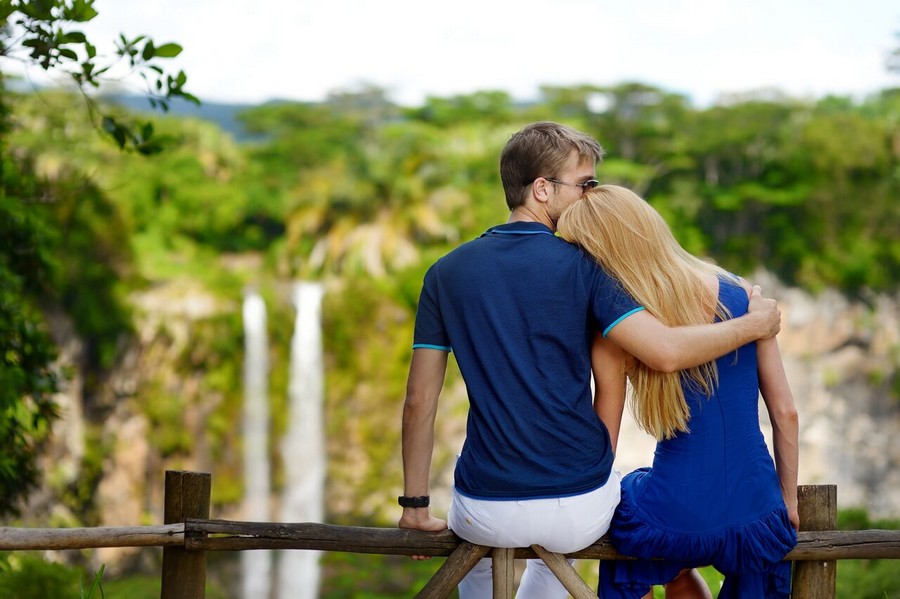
[557,185,800,599]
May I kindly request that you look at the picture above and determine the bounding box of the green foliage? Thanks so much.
[320,552,454,598]
[0,555,233,599]
[403,90,516,128]
[2,0,199,153]
[2,110,135,369]
[836,560,900,599]
[322,276,421,522]
[839,507,900,531]
[834,509,900,599]
[0,195,60,516]
[0,0,202,518]
[0,553,89,598]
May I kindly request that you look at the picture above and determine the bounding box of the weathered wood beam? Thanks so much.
[181,520,900,561]
[0,524,184,550]
[415,541,490,598]
[531,545,595,599]
[184,519,462,555]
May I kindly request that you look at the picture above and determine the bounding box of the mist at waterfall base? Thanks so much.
[242,282,326,599]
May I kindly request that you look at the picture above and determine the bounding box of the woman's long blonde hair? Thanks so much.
[557,185,731,440]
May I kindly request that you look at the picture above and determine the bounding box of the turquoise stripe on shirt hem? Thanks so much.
[602,306,646,337]
[413,343,452,352]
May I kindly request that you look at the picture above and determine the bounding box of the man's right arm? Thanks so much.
[606,285,780,372]
[399,348,449,539]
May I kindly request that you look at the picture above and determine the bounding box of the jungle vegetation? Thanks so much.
[1,1,899,596]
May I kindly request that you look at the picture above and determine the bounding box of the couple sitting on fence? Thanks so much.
[399,121,799,599]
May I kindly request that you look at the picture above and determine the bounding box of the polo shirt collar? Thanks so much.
[481,222,554,237]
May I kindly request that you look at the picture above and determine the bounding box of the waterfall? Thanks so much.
[278,281,326,599]
[242,291,273,599]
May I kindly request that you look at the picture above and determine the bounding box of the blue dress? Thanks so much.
[598,275,797,598]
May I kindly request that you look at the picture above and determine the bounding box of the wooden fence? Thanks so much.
[3,470,900,598]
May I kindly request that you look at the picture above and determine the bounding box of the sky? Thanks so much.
[5,0,899,108]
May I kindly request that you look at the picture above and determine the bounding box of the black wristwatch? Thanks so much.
[398,495,430,508]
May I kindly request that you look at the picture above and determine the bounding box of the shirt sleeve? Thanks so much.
[412,264,452,351]
[591,267,645,337]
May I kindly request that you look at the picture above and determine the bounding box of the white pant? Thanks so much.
[447,471,621,598]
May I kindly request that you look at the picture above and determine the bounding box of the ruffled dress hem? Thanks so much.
[598,485,798,599]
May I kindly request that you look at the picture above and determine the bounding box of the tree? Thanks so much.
[1,0,198,153]
[0,0,196,516]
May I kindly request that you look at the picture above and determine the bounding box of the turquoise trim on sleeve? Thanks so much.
[602,306,646,337]
[412,343,452,352]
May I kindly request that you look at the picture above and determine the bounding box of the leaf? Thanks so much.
[20,1,54,21]
[141,39,155,61]
[60,31,88,44]
[0,3,17,21]
[153,43,183,58]
[181,92,201,106]
[83,563,105,599]
[136,140,165,155]
[66,0,99,23]
[101,116,127,149]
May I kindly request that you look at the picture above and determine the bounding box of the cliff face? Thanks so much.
[23,273,900,561]
[773,279,900,518]
[613,272,900,519]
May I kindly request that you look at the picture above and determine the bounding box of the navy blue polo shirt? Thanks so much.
[413,221,644,500]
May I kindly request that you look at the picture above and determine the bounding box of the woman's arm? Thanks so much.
[607,285,781,372]
[591,333,628,454]
[758,335,801,531]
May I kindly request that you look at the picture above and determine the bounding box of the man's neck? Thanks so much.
[508,207,554,230]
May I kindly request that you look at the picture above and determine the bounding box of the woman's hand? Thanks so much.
[786,501,800,532]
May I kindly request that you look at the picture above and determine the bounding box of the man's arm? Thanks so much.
[399,348,449,539]
[607,285,780,372]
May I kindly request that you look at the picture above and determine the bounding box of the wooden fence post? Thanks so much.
[792,484,837,599]
[492,547,515,597]
[160,470,211,599]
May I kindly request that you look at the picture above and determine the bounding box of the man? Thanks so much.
[398,121,780,598]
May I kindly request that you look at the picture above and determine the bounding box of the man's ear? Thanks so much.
[532,177,551,204]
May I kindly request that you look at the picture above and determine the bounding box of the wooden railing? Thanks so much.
[3,471,900,598]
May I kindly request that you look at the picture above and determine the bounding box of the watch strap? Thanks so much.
[398,495,430,508]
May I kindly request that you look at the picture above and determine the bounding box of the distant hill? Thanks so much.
[3,77,284,142]
[99,94,279,142]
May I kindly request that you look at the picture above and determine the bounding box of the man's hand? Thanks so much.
[748,285,781,339]
[399,508,448,560]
